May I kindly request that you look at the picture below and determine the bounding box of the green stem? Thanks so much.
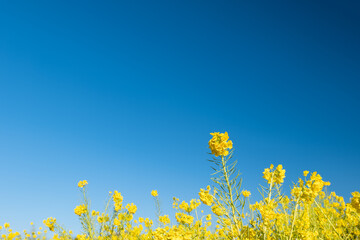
[221,156,241,237]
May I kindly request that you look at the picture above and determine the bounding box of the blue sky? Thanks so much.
[1,0,359,233]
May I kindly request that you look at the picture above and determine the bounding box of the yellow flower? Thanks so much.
[263,167,272,183]
[144,218,153,227]
[77,180,88,188]
[263,164,286,185]
[113,191,123,203]
[211,204,225,216]
[76,234,87,240]
[179,201,192,213]
[242,190,251,198]
[113,191,124,211]
[351,191,360,213]
[190,199,201,210]
[114,218,121,226]
[74,205,87,216]
[175,212,194,225]
[97,213,109,223]
[159,215,170,225]
[274,164,286,184]
[151,190,158,197]
[43,217,56,232]
[199,186,214,206]
[209,132,233,157]
[126,203,137,214]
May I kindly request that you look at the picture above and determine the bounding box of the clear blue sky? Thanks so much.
[1,0,359,233]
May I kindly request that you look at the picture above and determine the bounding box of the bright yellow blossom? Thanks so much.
[159,215,170,225]
[242,190,251,198]
[351,191,360,213]
[211,204,225,216]
[126,203,137,214]
[43,217,56,232]
[179,201,192,213]
[209,132,233,157]
[151,190,158,197]
[199,186,214,206]
[74,205,87,216]
[77,180,88,188]
[175,212,194,225]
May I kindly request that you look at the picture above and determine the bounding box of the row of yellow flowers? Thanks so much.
[1,132,359,239]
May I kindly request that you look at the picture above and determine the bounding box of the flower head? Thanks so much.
[151,190,158,197]
[209,132,233,157]
[74,205,87,216]
[242,190,251,198]
[199,186,214,206]
[77,180,88,188]
[43,217,56,232]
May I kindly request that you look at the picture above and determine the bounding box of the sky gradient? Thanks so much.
[1,0,360,233]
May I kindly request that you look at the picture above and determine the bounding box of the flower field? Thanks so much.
[1,132,360,240]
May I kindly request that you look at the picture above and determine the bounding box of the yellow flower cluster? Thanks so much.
[190,199,201,210]
[208,132,233,157]
[151,190,158,197]
[77,180,88,188]
[263,164,286,185]
[211,204,225,216]
[1,132,359,240]
[97,213,109,223]
[125,203,137,214]
[159,215,170,225]
[175,212,194,225]
[199,185,214,206]
[43,217,56,232]
[113,190,123,211]
[179,201,192,213]
[291,171,331,204]
[1,170,360,240]
[139,217,153,227]
[242,190,251,198]
[350,191,360,213]
[74,204,87,216]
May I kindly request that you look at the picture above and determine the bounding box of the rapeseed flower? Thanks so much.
[159,215,170,225]
[126,203,137,214]
[74,205,87,216]
[242,190,251,198]
[351,191,360,213]
[199,186,214,206]
[43,217,56,232]
[211,204,225,216]
[77,180,88,188]
[209,132,233,157]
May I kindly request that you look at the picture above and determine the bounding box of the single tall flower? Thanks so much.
[209,132,233,157]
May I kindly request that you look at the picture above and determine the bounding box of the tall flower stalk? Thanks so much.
[208,132,245,238]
